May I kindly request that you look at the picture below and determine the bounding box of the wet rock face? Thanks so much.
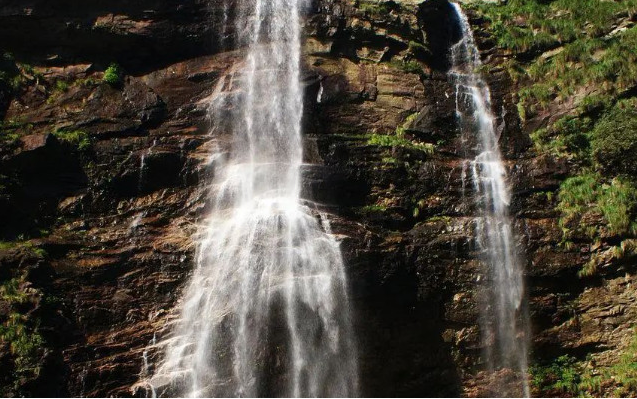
[0,0,624,397]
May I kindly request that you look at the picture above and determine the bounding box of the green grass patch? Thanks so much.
[52,128,91,151]
[530,115,592,160]
[532,332,637,396]
[558,173,637,245]
[367,133,434,154]
[471,0,637,53]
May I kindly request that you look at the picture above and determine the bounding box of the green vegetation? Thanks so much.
[530,115,592,160]
[472,0,637,119]
[591,100,637,176]
[606,333,637,396]
[367,133,434,154]
[0,52,22,92]
[0,130,20,145]
[407,41,430,59]
[389,59,424,75]
[46,80,71,104]
[395,113,419,138]
[103,63,122,86]
[52,128,91,151]
[530,355,582,395]
[471,0,637,53]
[358,1,395,17]
[550,100,637,266]
[520,26,637,113]
[558,174,637,238]
[0,118,33,145]
[0,276,45,388]
[359,204,389,214]
[531,332,637,396]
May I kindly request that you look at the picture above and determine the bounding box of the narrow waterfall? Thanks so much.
[142,0,358,396]
[450,3,529,396]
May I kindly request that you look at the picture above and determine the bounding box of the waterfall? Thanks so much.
[450,3,529,396]
[141,0,358,396]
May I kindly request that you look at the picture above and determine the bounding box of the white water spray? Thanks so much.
[141,0,358,397]
[450,3,529,396]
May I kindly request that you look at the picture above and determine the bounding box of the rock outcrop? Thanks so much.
[1,0,636,397]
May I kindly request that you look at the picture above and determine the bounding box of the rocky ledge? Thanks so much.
[1,0,636,397]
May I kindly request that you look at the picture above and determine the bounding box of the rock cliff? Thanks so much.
[1,0,636,397]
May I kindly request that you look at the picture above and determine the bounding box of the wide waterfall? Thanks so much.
[450,3,529,396]
[141,0,358,396]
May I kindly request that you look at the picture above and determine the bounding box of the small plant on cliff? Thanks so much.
[530,355,582,395]
[103,63,122,86]
[0,277,45,388]
[390,59,423,75]
[606,332,637,396]
[367,133,434,154]
[358,1,394,17]
[52,128,91,151]
[395,113,419,138]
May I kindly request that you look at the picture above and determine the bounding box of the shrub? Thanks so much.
[591,102,637,176]
[103,63,122,86]
[597,179,637,236]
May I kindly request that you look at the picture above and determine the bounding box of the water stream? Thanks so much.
[142,0,358,396]
[450,3,529,396]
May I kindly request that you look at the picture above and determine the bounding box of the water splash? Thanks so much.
[450,3,529,396]
[140,0,358,397]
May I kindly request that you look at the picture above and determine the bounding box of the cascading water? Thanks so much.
[450,3,529,396]
[140,0,358,397]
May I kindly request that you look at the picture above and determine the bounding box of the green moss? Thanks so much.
[52,128,91,151]
[103,63,122,86]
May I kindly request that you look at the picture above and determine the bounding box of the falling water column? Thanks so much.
[141,0,359,397]
[449,3,529,396]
